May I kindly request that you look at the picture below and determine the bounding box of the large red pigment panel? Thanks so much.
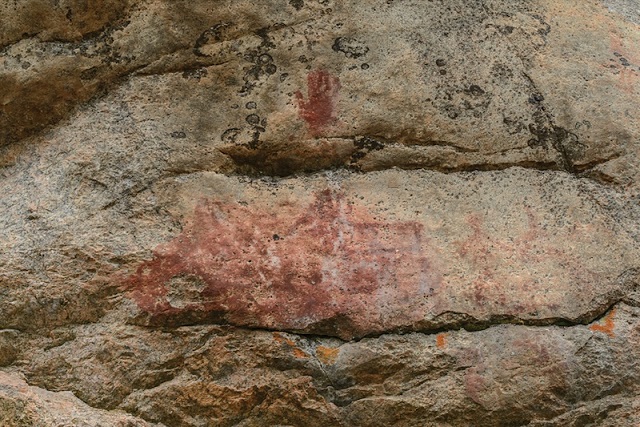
[124,190,442,338]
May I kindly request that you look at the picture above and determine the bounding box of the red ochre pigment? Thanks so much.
[123,190,441,339]
[295,69,341,135]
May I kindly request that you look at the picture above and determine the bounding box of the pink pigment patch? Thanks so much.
[123,190,441,339]
[295,70,341,135]
[453,210,598,315]
[608,33,639,95]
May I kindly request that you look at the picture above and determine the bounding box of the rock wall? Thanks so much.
[1,0,639,425]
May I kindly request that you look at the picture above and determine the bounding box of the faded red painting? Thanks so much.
[295,70,341,135]
[452,210,599,317]
[608,33,639,95]
[123,190,441,339]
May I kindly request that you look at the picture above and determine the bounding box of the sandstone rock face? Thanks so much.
[1,0,639,425]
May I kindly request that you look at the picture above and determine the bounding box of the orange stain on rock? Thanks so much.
[316,346,340,365]
[273,332,309,359]
[589,309,616,337]
[273,332,295,346]
[292,348,310,359]
[436,333,447,348]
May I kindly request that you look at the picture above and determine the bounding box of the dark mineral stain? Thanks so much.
[295,69,341,135]
[182,68,208,80]
[466,85,485,96]
[246,114,261,126]
[194,22,231,56]
[258,53,273,64]
[289,0,304,10]
[123,190,440,339]
[80,67,100,81]
[332,37,369,59]
[350,136,385,167]
[221,128,241,144]
[528,93,545,104]
[527,111,584,170]
[265,63,277,75]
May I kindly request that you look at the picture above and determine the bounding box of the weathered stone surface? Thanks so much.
[5,303,640,426]
[119,170,638,339]
[1,0,639,425]
[0,371,152,426]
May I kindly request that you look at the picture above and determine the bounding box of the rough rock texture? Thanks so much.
[1,0,640,425]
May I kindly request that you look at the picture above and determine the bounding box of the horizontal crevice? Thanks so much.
[216,130,620,182]
[128,272,640,343]
[135,296,631,344]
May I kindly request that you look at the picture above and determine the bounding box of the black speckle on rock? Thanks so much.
[258,53,273,64]
[246,114,261,126]
[503,117,525,135]
[182,68,208,80]
[527,138,545,148]
[467,85,485,96]
[194,23,231,56]
[246,102,257,110]
[265,64,277,75]
[436,59,446,67]
[273,233,281,241]
[289,0,304,10]
[527,111,585,171]
[80,67,99,81]
[255,27,276,50]
[170,131,187,139]
[500,26,514,35]
[298,55,309,63]
[248,127,263,149]
[221,128,241,143]
[350,136,385,167]
[532,14,551,37]
[332,37,369,59]
[528,93,545,104]
[354,136,385,151]
[439,69,447,75]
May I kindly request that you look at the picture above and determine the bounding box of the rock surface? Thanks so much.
[1,0,639,425]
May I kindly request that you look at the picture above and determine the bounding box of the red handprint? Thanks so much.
[295,69,341,135]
